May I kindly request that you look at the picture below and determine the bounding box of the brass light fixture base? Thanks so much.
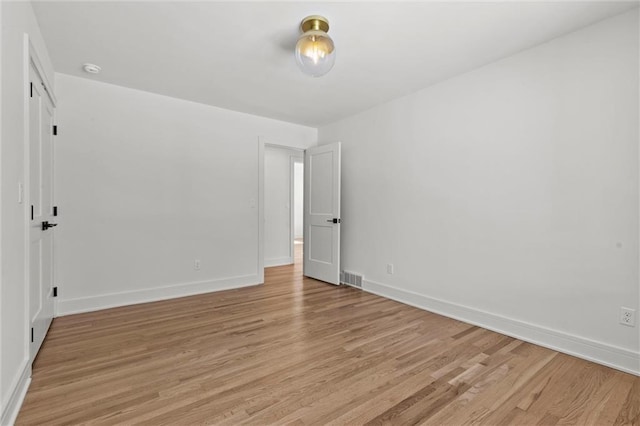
[300,15,330,33]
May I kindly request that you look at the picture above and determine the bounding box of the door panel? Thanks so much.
[309,151,333,214]
[308,225,333,264]
[29,63,55,362]
[304,142,341,284]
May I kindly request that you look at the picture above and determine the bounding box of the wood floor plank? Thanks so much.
[17,250,640,425]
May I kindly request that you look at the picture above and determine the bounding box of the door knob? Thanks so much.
[42,221,58,231]
[326,218,341,224]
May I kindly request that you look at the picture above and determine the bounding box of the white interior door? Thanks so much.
[303,142,341,284]
[29,62,56,362]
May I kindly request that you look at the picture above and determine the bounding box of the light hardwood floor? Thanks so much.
[17,249,639,425]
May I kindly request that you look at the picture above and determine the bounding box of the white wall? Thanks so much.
[54,74,316,315]
[0,0,3,416]
[1,2,55,423]
[319,10,640,374]
[294,162,304,239]
[264,146,303,266]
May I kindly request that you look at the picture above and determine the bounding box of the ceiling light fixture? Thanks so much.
[295,15,335,77]
[83,63,101,74]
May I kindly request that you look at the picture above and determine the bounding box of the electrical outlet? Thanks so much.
[386,263,394,274]
[194,259,201,271]
[619,307,635,327]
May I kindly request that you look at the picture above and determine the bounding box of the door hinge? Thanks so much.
[31,205,34,221]
[53,287,58,297]
[53,125,58,136]
[30,82,33,98]
[53,206,58,216]
[31,327,34,343]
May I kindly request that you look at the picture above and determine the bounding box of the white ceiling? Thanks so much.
[32,1,637,127]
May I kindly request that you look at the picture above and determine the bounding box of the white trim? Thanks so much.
[0,360,31,426]
[363,279,640,376]
[265,257,294,268]
[57,274,261,316]
[264,143,305,153]
[257,137,265,284]
[22,34,31,370]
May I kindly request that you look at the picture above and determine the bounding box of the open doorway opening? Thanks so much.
[292,159,304,265]
[263,144,303,270]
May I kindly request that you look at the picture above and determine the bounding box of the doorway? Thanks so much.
[263,144,304,269]
[259,141,341,285]
[292,159,304,265]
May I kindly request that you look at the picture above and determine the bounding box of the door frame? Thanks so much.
[24,35,57,361]
[258,137,305,283]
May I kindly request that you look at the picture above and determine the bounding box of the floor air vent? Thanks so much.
[341,271,363,288]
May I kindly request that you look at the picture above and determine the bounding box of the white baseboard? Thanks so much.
[1,360,31,426]
[264,257,293,267]
[363,279,640,376]
[57,274,261,316]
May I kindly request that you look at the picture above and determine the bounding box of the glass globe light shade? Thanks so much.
[295,30,336,77]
